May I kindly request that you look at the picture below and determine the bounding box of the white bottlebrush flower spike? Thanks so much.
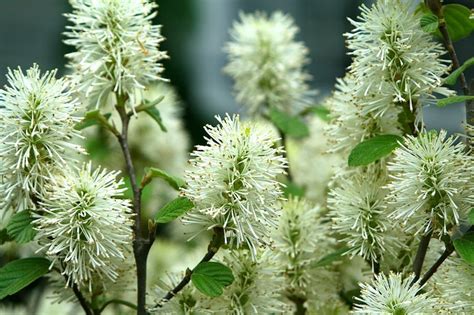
[0,64,83,214]
[346,0,452,116]
[65,0,167,108]
[329,171,404,267]
[182,114,286,256]
[34,162,133,291]
[353,272,438,314]
[224,11,313,116]
[387,130,474,236]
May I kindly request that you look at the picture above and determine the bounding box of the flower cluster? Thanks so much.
[182,115,286,256]
[224,11,313,116]
[34,162,133,291]
[387,130,474,236]
[65,0,167,108]
[0,65,83,214]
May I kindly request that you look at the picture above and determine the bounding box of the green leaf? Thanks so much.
[348,135,403,167]
[420,13,439,33]
[269,108,309,139]
[283,182,305,198]
[6,211,36,244]
[75,110,111,130]
[444,57,474,86]
[0,230,12,245]
[469,208,474,226]
[313,247,351,268]
[146,167,186,191]
[302,106,331,122]
[0,258,50,299]
[191,262,234,297]
[437,95,474,107]
[155,197,194,224]
[454,232,474,265]
[144,107,167,132]
[442,4,474,42]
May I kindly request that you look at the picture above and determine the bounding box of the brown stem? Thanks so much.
[418,243,454,287]
[115,98,155,315]
[155,228,224,308]
[71,282,93,315]
[287,295,306,315]
[411,230,433,284]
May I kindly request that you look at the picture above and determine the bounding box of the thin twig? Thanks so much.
[98,299,138,313]
[411,230,433,284]
[71,282,93,315]
[155,227,224,308]
[418,243,454,287]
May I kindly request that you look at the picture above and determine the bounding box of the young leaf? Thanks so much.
[348,135,403,167]
[437,95,474,107]
[6,210,36,244]
[155,196,194,224]
[0,258,50,299]
[442,4,474,42]
[191,262,234,297]
[453,232,474,265]
[144,167,186,191]
[420,13,439,33]
[469,208,474,225]
[144,107,167,132]
[75,110,111,130]
[444,57,474,86]
[313,247,350,268]
[269,107,309,139]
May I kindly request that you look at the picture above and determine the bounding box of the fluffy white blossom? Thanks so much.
[34,162,133,291]
[329,171,405,267]
[387,130,474,236]
[353,272,439,314]
[0,65,84,214]
[346,0,452,116]
[182,115,286,255]
[65,0,167,108]
[224,12,313,116]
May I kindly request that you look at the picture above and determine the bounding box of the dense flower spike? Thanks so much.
[65,0,167,108]
[329,171,404,267]
[0,65,83,213]
[353,272,438,314]
[182,114,286,256]
[224,12,313,116]
[346,0,452,116]
[34,162,133,291]
[387,130,474,236]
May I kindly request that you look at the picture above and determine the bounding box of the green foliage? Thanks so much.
[313,247,350,268]
[75,109,111,130]
[348,135,403,167]
[0,258,50,300]
[144,107,167,132]
[437,95,474,107]
[469,208,474,225]
[269,107,309,139]
[442,4,474,42]
[191,262,234,297]
[6,211,36,244]
[0,230,12,245]
[155,196,194,224]
[453,232,474,265]
[144,167,186,191]
[420,13,439,33]
[283,182,305,198]
[303,105,331,122]
[444,57,474,86]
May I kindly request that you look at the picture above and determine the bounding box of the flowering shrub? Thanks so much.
[1,0,474,314]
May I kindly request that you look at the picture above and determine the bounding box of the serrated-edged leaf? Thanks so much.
[75,110,111,130]
[191,262,234,297]
[313,247,351,268]
[348,134,403,167]
[437,95,474,107]
[0,258,50,299]
[454,232,474,265]
[6,211,36,244]
[147,167,186,190]
[155,196,194,224]
[444,57,474,86]
[469,208,474,225]
[420,13,439,33]
[144,107,167,132]
[443,4,474,42]
[269,107,309,139]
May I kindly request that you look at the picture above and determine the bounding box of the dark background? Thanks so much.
[0,0,472,144]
